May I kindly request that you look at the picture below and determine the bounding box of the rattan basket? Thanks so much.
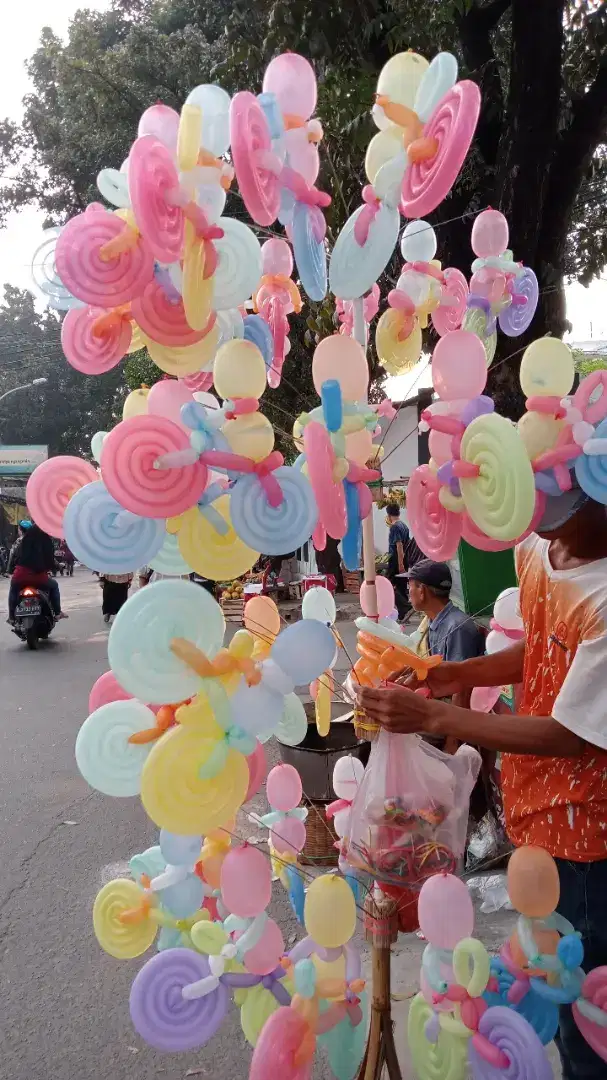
[300,798,339,866]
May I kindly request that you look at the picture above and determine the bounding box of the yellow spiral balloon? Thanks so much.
[459,413,536,541]
[365,127,404,185]
[375,309,422,376]
[183,220,215,331]
[141,725,249,834]
[93,879,157,959]
[169,497,258,580]
[462,307,496,367]
[143,323,219,376]
[304,874,356,949]
[407,993,469,1080]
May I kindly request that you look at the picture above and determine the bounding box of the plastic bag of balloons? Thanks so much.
[344,729,480,891]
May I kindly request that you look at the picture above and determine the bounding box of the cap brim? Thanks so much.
[536,488,590,532]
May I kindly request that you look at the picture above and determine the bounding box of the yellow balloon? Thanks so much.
[365,127,405,184]
[175,696,225,737]
[315,673,331,736]
[127,321,145,354]
[114,208,138,230]
[293,418,305,452]
[244,595,281,640]
[190,919,227,956]
[313,951,346,989]
[376,51,429,110]
[517,411,565,462]
[223,412,275,461]
[375,309,422,375]
[230,629,256,659]
[183,220,215,331]
[144,324,220,376]
[93,879,157,959]
[123,386,149,418]
[304,874,356,949]
[214,339,267,400]
[345,428,373,466]
[169,497,258,580]
[141,725,249,833]
[519,338,574,400]
[178,103,202,172]
[240,977,294,1045]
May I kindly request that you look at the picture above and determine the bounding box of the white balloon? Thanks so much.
[492,587,522,631]
[185,84,231,157]
[400,219,437,263]
[213,218,262,310]
[91,431,107,463]
[332,807,351,838]
[485,629,512,654]
[332,754,365,801]
[195,181,226,223]
[216,308,245,347]
[97,168,131,208]
[397,268,432,308]
[302,586,337,626]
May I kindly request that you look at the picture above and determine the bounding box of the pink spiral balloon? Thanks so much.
[406,464,462,560]
[230,92,281,227]
[401,82,481,219]
[101,415,208,518]
[55,204,154,308]
[88,670,161,715]
[61,306,132,374]
[128,135,184,264]
[432,268,469,337]
[245,741,267,803]
[131,281,215,347]
[573,968,607,1063]
[26,456,98,538]
[249,1007,313,1080]
[183,369,214,392]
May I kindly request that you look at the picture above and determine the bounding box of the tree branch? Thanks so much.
[457,0,511,167]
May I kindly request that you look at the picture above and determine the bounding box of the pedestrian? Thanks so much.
[99,572,133,623]
[358,486,607,1080]
[58,539,75,576]
[384,501,423,622]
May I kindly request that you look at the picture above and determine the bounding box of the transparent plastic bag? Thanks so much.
[344,730,481,891]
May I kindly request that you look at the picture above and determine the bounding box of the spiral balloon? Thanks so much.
[329,201,400,301]
[93,878,157,959]
[401,81,481,218]
[61,305,132,374]
[101,415,208,518]
[432,268,469,337]
[498,269,539,338]
[63,481,165,573]
[249,1006,315,1080]
[141,725,249,833]
[407,993,469,1080]
[468,1006,553,1080]
[171,497,259,581]
[55,204,154,308]
[213,217,263,310]
[460,414,537,541]
[148,532,192,576]
[75,700,156,796]
[31,228,81,310]
[375,308,422,376]
[97,167,130,209]
[576,417,607,504]
[128,135,184,263]
[131,281,215,348]
[107,578,225,703]
[463,307,497,366]
[303,422,347,540]
[573,968,607,1063]
[229,92,281,226]
[26,455,98,539]
[129,948,229,1052]
[484,962,559,1046]
[292,201,328,303]
[230,468,318,556]
[144,325,220,376]
[407,464,462,559]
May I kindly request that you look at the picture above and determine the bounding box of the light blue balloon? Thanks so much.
[157,925,183,952]
[243,315,274,372]
[321,379,343,433]
[576,418,607,504]
[271,620,336,685]
[64,480,165,573]
[413,52,458,122]
[159,831,201,866]
[149,532,192,576]
[129,845,166,883]
[294,958,316,998]
[230,466,318,556]
[160,873,205,919]
[329,201,399,301]
[229,679,284,737]
[277,693,308,746]
[292,201,327,302]
[340,480,362,572]
[286,865,306,923]
[318,991,369,1080]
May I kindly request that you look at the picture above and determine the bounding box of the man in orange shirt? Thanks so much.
[359,489,607,1080]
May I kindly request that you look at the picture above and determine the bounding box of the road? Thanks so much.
[0,571,558,1080]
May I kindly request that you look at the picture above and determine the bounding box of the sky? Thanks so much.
[1,2,606,355]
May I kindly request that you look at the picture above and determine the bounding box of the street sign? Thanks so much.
[0,445,48,475]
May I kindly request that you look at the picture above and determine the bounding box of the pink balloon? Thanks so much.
[431,330,487,401]
[137,103,180,150]
[245,741,267,803]
[573,969,607,1062]
[220,846,271,917]
[428,429,454,467]
[360,576,395,619]
[470,267,506,304]
[471,209,509,260]
[421,967,454,1012]
[147,379,194,430]
[88,671,161,715]
[470,685,502,713]
[283,128,319,186]
[417,873,474,949]
[270,817,307,856]
[261,238,293,277]
[312,335,368,402]
[262,53,317,119]
[249,1006,313,1080]
[266,763,302,811]
[240,916,285,976]
[183,369,214,392]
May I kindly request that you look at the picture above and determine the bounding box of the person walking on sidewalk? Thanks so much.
[385,502,423,622]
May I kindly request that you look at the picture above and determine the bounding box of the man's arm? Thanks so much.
[395,540,405,575]
[396,639,525,697]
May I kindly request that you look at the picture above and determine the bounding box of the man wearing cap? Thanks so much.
[358,488,607,1080]
[405,559,485,666]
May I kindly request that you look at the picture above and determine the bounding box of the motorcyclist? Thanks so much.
[7,520,67,622]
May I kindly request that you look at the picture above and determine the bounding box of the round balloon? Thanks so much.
[507,846,560,919]
[63,481,165,573]
[129,948,229,1051]
[244,595,281,641]
[302,586,336,626]
[249,1006,314,1080]
[417,873,474,950]
[304,874,356,949]
[221,846,271,917]
[277,693,309,747]
[93,878,157,959]
[76,700,156,796]
[312,334,368,403]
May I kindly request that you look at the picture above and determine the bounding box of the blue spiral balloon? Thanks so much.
[230,467,318,555]
[292,201,327,302]
[64,480,164,573]
[576,417,607,504]
[329,201,399,301]
[484,960,559,1046]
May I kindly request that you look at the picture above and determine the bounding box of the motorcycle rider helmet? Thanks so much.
[19,519,33,530]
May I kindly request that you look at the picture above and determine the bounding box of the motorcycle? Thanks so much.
[12,585,57,649]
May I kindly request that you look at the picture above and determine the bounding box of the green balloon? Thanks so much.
[277,693,308,747]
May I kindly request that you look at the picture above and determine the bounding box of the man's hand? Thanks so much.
[388,661,466,698]
[358,684,438,735]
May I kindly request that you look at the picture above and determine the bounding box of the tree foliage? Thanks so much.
[0,0,606,427]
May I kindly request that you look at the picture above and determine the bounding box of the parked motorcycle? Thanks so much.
[11,585,57,649]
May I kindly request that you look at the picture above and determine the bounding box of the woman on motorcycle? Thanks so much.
[7,521,67,622]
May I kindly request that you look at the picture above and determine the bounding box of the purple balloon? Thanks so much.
[499,268,538,337]
[461,395,495,427]
[129,948,229,1051]
[437,461,454,486]
[468,1005,552,1080]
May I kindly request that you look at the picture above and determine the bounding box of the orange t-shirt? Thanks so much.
[501,535,607,861]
